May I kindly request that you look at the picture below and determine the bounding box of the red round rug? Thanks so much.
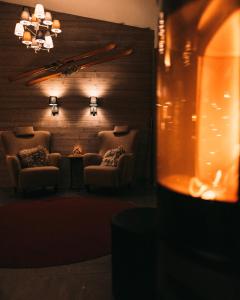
[0,196,135,268]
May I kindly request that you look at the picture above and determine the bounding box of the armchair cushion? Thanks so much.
[18,145,49,168]
[84,165,119,187]
[101,146,125,167]
[19,166,59,189]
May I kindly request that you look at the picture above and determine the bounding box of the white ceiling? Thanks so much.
[2,0,159,33]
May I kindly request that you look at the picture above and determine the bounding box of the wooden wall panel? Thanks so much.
[0,1,154,187]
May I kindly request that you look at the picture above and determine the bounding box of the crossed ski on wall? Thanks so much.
[8,43,133,86]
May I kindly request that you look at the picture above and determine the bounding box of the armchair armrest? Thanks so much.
[117,153,134,184]
[48,153,61,168]
[6,155,21,187]
[83,153,102,167]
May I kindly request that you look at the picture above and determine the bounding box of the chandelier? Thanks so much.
[14,4,62,53]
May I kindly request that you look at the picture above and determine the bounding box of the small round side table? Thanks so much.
[65,154,84,189]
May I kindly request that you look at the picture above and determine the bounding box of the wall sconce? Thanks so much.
[49,96,59,116]
[90,96,98,116]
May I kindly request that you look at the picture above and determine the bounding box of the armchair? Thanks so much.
[83,126,138,189]
[1,127,61,192]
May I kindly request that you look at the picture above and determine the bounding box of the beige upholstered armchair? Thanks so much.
[83,126,138,189]
[1,127,61,192]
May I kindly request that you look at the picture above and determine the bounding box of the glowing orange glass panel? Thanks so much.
[195,10,240,202]
[156,7,240,202]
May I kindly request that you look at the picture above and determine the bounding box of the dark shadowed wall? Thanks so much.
[0,1,154,187]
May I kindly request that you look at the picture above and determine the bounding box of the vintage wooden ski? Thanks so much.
[9,43,117,82]
[26,48,133,86]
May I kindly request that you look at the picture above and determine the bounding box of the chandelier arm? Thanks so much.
[38,24,49,29]
[26,27,37,36]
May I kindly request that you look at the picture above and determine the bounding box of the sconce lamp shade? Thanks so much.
[43,12,53,25]
[36,30,45,44]
[22,31,32,45]
[49,96,59,116]
[14,23,24,37]
[20,7,31,25]
[34,4,45,19]
[90,96,97,105]
[49,96,58,105]
[51,20,62,33]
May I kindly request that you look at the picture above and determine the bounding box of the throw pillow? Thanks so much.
[102,146,125,167]
[18,145,49,168]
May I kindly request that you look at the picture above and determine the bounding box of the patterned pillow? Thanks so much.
[101,146,125,167]
[18,145,49,168]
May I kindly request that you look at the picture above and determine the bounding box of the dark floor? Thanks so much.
[0,183,157,207]
[0,184,157,300]
[0,186,238,300]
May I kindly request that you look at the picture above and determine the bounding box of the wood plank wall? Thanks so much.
[0,1,154,188]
